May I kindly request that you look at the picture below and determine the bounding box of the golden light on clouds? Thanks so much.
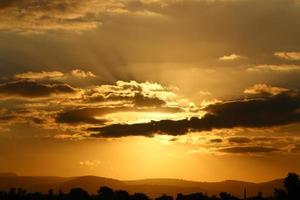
[1,0,300,183]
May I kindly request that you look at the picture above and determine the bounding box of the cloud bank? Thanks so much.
[91,89,300,137]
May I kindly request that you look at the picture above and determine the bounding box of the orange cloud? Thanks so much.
[274,51,300,61]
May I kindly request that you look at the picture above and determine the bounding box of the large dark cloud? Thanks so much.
[90,91,300,137]
[0,80,76,98]
[89,118,193,137]
[56,104,180,125]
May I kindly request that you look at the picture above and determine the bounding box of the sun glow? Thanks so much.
[103,111,182,124]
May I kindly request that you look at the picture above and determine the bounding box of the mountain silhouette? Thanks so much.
[0,174,283,198]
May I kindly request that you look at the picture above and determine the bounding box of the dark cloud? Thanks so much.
[56,105,182,126]
[210,138,223,143]
[218,146,279,154]
[132,93,166,107]
[90,91,300,137]
[0,0,122,32]
[0,115,16,122]
[56,108,112,125]
[0,0,19,9]
[228,137,252,144]
[0,80,76,98]
[89,118,194,137]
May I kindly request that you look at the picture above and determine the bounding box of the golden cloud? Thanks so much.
[244,84,289,96]
[247,64,300,72]
[14,69,96,80]
[219,54,245,61]
[274,51,300,61]
[0,0,164,32]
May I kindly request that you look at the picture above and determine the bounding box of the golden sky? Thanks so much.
[0,0,300,182]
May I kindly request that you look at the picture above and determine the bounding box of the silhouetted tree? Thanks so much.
[97,186,114,200]
[48,189,53,197]
[219,192,239,200]
[69,188,89,200]
[156,194,173,200]
[132,193,150,200]
[284,172,300,200]
[115,190,130,200]
[274,188,287,200]
[176,192,207,200]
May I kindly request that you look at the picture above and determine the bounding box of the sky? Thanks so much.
[0,0,300,182]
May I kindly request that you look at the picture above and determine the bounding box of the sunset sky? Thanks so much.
[1,0,300,182]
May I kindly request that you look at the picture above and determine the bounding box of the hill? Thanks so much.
[0,174,284,198]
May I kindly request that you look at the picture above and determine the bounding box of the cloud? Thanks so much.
[228,137,251,144]
[14,69,96,80]
[55,104,182,126]
[90,90,300,137]
[274,52,300,61]
[0,77,196,137]
[132,93,166,107]
[79,160,101,168]
[14,71,64,80]
[218,146,279,154]
[219,54,244,61]
[252,137,279,142]
[56,107,108,125]
[198,91,212,96]
[0,108,18,127]
[89,118,192,137]
[0,0,165,33]
[210,138,223,143]
[0,0,127,32]
[291,144,300,153]
[0,80,76,98]
[247,64,300,72]
[81,80,193,111]
[71,69,96,78]
[244,84,289,96]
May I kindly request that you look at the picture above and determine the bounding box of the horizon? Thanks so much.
[1,0,300,184]
[0,172,287,184]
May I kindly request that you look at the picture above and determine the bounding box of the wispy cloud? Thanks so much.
[219,54,245,61]
[217,146,279,154]
[0,0,164,33]
[247,64,300,72]
[14,69,96,80]
[244,84,289,96]
[274,51,300,61]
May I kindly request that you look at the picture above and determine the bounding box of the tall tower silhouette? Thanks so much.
[244,188,247,200]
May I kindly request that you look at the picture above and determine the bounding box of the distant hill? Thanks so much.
[0,172,17,177]
[124,178,283,198]
[0,174,284,198]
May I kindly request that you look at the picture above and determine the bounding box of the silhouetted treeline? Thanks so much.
[0,172,299,200]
